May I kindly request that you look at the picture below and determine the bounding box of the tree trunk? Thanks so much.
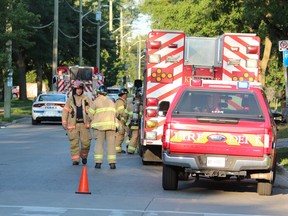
[259,37,272,87]
[36,63,43,96]
[16,51,27,100]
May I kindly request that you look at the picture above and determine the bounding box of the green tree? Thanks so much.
[140,0,288,106]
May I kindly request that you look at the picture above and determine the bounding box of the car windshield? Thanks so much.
[173,89,263,119]
[38,94,66,102]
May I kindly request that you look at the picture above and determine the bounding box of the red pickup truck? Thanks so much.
[162,79,278,196]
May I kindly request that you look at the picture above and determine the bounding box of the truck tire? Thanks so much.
[162,164,178,190]
[257,180,273,196]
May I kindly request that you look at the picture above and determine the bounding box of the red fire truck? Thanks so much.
[140,30,260,164]
[56,66,104,100]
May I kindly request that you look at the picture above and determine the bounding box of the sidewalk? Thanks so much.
[277,138,288,148]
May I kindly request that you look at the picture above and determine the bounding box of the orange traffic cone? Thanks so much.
[75,166,91,194]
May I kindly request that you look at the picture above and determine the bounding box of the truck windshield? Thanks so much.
[173,89,263,119]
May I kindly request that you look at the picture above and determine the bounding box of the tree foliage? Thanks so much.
[140,0,288,108]
[0,0,140,100]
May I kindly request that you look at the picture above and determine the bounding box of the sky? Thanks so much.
[131,0,152,37]
[132,13,152,37]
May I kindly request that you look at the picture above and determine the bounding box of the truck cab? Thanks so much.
[162,79,277,196]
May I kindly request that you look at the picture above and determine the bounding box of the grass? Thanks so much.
[277,147,288,168]
[277,124,288,139]
[0,99,32,123]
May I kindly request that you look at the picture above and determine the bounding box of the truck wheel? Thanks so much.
[162,164,178,190]
[257,180,273,196]
[178,171,190,181]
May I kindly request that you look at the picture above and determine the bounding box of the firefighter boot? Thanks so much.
[82,158,87,165]
[73,161,79,165]
[95,163,101,169]
[109,163,116,169]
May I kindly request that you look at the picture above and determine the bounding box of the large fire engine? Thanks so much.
[140,30,260,164]
[56,66,104,100]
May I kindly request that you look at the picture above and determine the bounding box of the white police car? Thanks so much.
[32,92,67,125]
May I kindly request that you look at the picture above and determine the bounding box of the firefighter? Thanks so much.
[115,88,129,153]
[62,80,92,165]
[88,85,119,169]
[126,91,142,154]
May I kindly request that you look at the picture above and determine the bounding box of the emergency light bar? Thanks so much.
[237,81,250,89]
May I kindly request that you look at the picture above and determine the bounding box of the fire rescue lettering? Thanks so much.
[170,131,264,147]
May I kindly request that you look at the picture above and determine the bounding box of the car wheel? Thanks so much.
[32,118,39,125]
[12,93,18,99]
[257,180,273,196]
[162,164,178,190]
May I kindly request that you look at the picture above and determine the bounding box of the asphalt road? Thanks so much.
[0,117,288,216]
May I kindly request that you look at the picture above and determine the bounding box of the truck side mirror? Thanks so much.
[159,101,170,117]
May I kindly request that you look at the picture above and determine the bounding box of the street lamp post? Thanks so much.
[79,0,83,66]
[79,0,94,66]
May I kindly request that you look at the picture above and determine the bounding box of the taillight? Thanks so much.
[33,104,43,108]
[246,46,258,54]
[162,123,171,149]
[264,128,272,154]
[149,41,161,49]
[59,104,65,108]
[146,109,157,117]
[146,98,158,106]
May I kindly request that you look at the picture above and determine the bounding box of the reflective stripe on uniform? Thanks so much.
[117,105,125,112]
[88,107,95,115]
[96,107,116,113]
[115,146,122,151]
[72,154,80,161]
[107,154,116,160]
[67,125,76,130]
[91,121,118,128]
[94,154,103,160]
[64,107,70,112]
[128,145,136,152]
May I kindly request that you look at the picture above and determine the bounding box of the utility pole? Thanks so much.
[79,0,83,66]
[52,0,58,91]
[109,0,113,31]
[4,40,12,118]
[96,0,101,70]
[4,2,12,118]
[137,34,141,79]
[120,8,123,59]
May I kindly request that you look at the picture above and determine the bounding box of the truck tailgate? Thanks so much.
[168,118,266,157]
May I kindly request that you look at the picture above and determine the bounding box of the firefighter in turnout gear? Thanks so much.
[126,92,142,154]
[62,80,92,165]
[88,85,119,169]
[115,88,129,153]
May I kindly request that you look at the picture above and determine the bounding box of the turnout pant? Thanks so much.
[94,129,117,164]
[68,123,91,162]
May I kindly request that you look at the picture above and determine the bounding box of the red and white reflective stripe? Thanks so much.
[145,31,185,144]
[222,34,260,80]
